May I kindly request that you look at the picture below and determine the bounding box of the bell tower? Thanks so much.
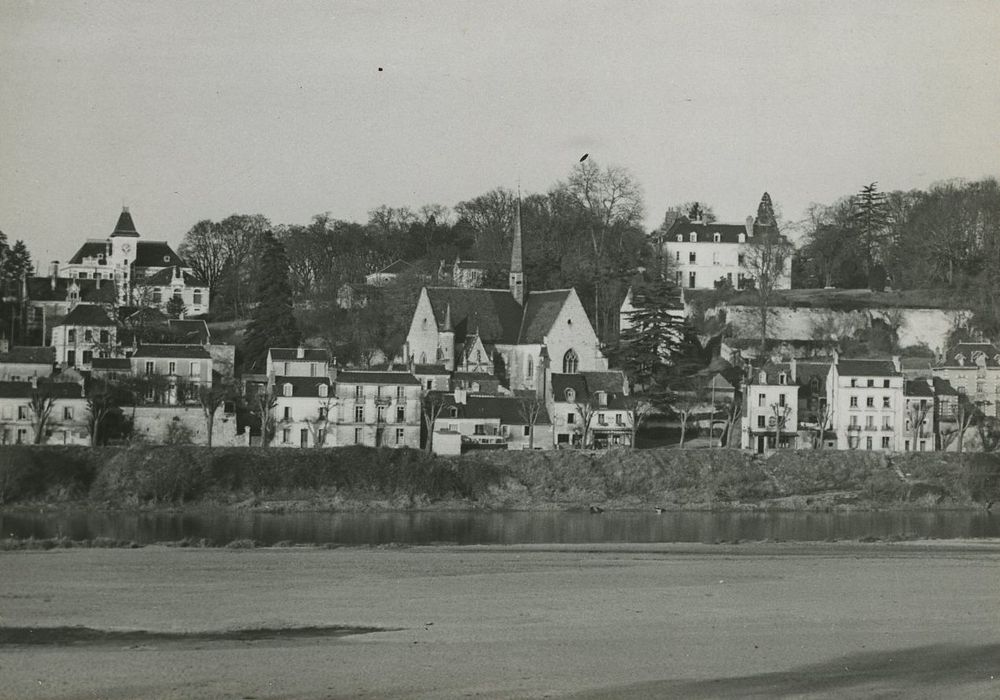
[509,197,524,305]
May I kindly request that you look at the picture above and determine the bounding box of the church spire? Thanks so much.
[509,193,525,305]
[441,302,453,332]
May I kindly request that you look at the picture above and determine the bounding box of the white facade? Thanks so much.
[826,356,905,452]
[741,367,800,453]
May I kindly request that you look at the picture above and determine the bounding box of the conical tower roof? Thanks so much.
[111,207,140,238]
[441,302,453,332]
[510,198,523,274]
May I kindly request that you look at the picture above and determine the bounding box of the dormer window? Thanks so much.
[758,371,767,384]
[738,233,746,243]
[283,383,292,397]
[565,388,576,403]
[675,234,682,242]
[689,232,697,242]
[595,391,608,407]
[778,372,787,385]
[318,384,328,398]
[713,233,721,243]
[449,406,458,417]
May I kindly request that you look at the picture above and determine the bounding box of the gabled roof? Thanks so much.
[836,358,900,377]
[901,357,934,375]
[269,347,330,362]
[425,287,524,345]
[336,370,420,385]
[904,378,935,397]
[26,277,117,304]
[0,380,83,399]
[518,289,572,343]
[132,344,211,359]
[91,358,132,371]
[412,363,449,375]
[58,303,117,327]
[932,376,959,396]
[143,267,207,287]
[110,208,139,237]
[67,241,112,264]
[936,342,1000,369]
[274,375,332,397]
[122,306,170,325]
[657,217,754,244]
[440,394,551,425]
[550,371,628,408]
[0,347,55,365]
[167,319,211,344]
[134,241,185,269]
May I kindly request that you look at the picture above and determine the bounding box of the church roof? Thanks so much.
[425,287,524,345]
[518,289,572,343]
[111,208,139,237]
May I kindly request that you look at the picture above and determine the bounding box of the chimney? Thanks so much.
[790,357,797,383]
[95,275,101,289]
[891,355,901,373]
[831,349,839,367]
[744,216,754,238]
[296,346,305,359]
[50,261,59,278]
[455,388,467,405]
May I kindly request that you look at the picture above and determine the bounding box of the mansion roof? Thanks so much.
[110,208,139,237]
[274,375,331,397]
[439,394,552,425]
[25,277,117,304]
[67,240,186,269]
[269,347,330,362]
[143,267,207,287]
[91,358,132,371]
[836,359,900,377]
[0,380,83,399]
[937,342,1000,369]
[58,303,117,327]
[550,371,628,408]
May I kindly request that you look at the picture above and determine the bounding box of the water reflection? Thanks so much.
[2,509,998,545]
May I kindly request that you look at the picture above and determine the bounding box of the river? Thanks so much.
[2,508,998,545]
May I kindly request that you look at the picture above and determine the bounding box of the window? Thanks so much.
[737,253,745,266]
[18,406,27,420]
[449,406,458,417]
[283,383,292,397]
[82,350,92,365]
[866,379,874,387]
[68,329,76,343]
[318,407,328,420]
[977,382,986,394]
[377,405,386,422]
[883,418,892,430]
[396,405,405,422]
[616,413,625,426]
[883,396,891,408]
[527,356,534,378]
[675,234,682,242]
[919,440,927,452]
[883,380,890,388]
[283,362,289,375]
[712,252,719,265]
[778,393,786,407]
[152,289,162,303]
[168,361,176,375]
[318,384,328,398]
[145,361,154,376]
[193,290,202,305]
[738,233,746,243]
[282,428,291,444]
[64,407,74,420]
[881,436,890,449]
[567,412,576,424]
[758,394,765,407]
[523,425,531,436]
[396,428,405,444]
[100,330,109,344]
[689,233,697,243]
[866,436,873,450]
[565,388,576,403]
[355,406,364,422]
[688,272,696,288]
[688,251,696,263]
[426,380,433,390]
[562,350,578,374]
[850,378,857,387]
[355,385,363,399]
[283,407,291,421]
[476,350,482,363]
[675,251,680,262]
[850,415,858,427]
[354,427,362,444]
[866,415,875,429]
[778,372,787,385]
[675,271,682,285]
[850,396,858,408]
[85,330,93,342]
[757,415,766,428]
[713,233,721,243]
[190,362,199,377]
[310,363,317,377]
[866,396,874,408]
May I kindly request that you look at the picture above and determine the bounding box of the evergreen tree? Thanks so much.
[3,240,33,280]
[615,273,686,396]
[853,182,889,289]
[240,230,300,373]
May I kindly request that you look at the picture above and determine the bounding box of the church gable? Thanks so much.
[405,289,441,366]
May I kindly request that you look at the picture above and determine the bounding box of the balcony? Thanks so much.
[847,424,861,432]
[863,425,878,432]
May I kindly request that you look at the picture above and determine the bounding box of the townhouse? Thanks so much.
[549,371,632,448]
[826,355,905,451]
[332,370,422,448]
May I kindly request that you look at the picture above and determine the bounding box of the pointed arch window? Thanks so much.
[562,349,579,374]
[527,356,534,378]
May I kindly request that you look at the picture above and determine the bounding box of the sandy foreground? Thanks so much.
[1,542,999,699]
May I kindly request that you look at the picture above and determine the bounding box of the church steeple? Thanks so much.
[111,206,140,238]
[509,195,525,305]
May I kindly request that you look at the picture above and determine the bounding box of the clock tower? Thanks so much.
[109,207,139,303]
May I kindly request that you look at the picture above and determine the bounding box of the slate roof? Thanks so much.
[550,371,628,408]
[269,347,330,362]
[66,241,113,264]
[518,289,572,343]
[110,208,139,237]
[91,358,132,371]
[274,375,332,397]
[26,277,117,304]
[167,319,211,344]
[937,342,1000,369]
[900,357,934,376]
[905,378,935,397]
[132,344,211,359]
[933,376,959,396]
[58,303,117,327]
[451,371,499,382]
[142,267,207,287]
[412,363,449,375]
[425,287,524,344]
[454,259,493,270]
[439,394,551,425]
[336,370,420,385]
[836,359,900,377]
[134,241,185,269]
[657,216,759,244]
[0,347,55,365]
[0,380,83,399]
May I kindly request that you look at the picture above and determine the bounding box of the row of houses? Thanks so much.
[739,345,999,453]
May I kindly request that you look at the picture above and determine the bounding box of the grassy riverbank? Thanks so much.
[1,445,998,511]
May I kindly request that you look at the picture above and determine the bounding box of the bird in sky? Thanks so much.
[579,153,589,162]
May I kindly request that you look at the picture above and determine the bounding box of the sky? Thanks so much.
[2,0,999,265]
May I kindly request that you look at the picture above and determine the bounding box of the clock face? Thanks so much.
[121,243,131,253]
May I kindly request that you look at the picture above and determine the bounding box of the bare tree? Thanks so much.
[304,394,336,447]
[720,400,743,448]
[907,400,932,451]
[86,380,117,446]
[743,230,793,354]
[516,394,545,450]
[198,381,234,447]
[573,397,597,448]
[622,393,653,448]
[254,385,277,447]
[770,403,793,449]
[28,386,56,444]
[421,390,449,453]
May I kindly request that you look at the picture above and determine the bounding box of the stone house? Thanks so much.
[549,371,632,448]
[932,342,1000,418]
[332,370,421,448]
[432,392,553,454]
[266,347,330,379]
[0,347,55,382]
[136,266,209,317]
[826,355,905,452]
[50,303,118,370]
[741,362,801,453]
[271,376,335,448]
[130,344,213,405]
[0,380,89,445]
[23,274,116,345]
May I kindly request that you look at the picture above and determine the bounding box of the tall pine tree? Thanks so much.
[240,230,300,373]
[615,273,686,397]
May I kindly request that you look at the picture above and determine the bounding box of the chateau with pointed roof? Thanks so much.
[57,207,209,315]
[405,196,607,397]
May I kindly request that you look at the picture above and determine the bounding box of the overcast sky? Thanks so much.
[2,0,998,265]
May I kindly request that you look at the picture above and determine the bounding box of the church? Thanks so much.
[404,200,608,397]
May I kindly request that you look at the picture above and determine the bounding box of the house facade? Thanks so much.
[549,371,632,448]
[932,342,1000,418]
[0,380,89,445]
[130,344,213,405]
[50,304,118,370]
[272,376,335,448]
[741,362,801,453]
[826,355,905,451]
[332,370,421,448]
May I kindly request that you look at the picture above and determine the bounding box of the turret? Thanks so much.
[439,303,455,371]
[509,196,525,305]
